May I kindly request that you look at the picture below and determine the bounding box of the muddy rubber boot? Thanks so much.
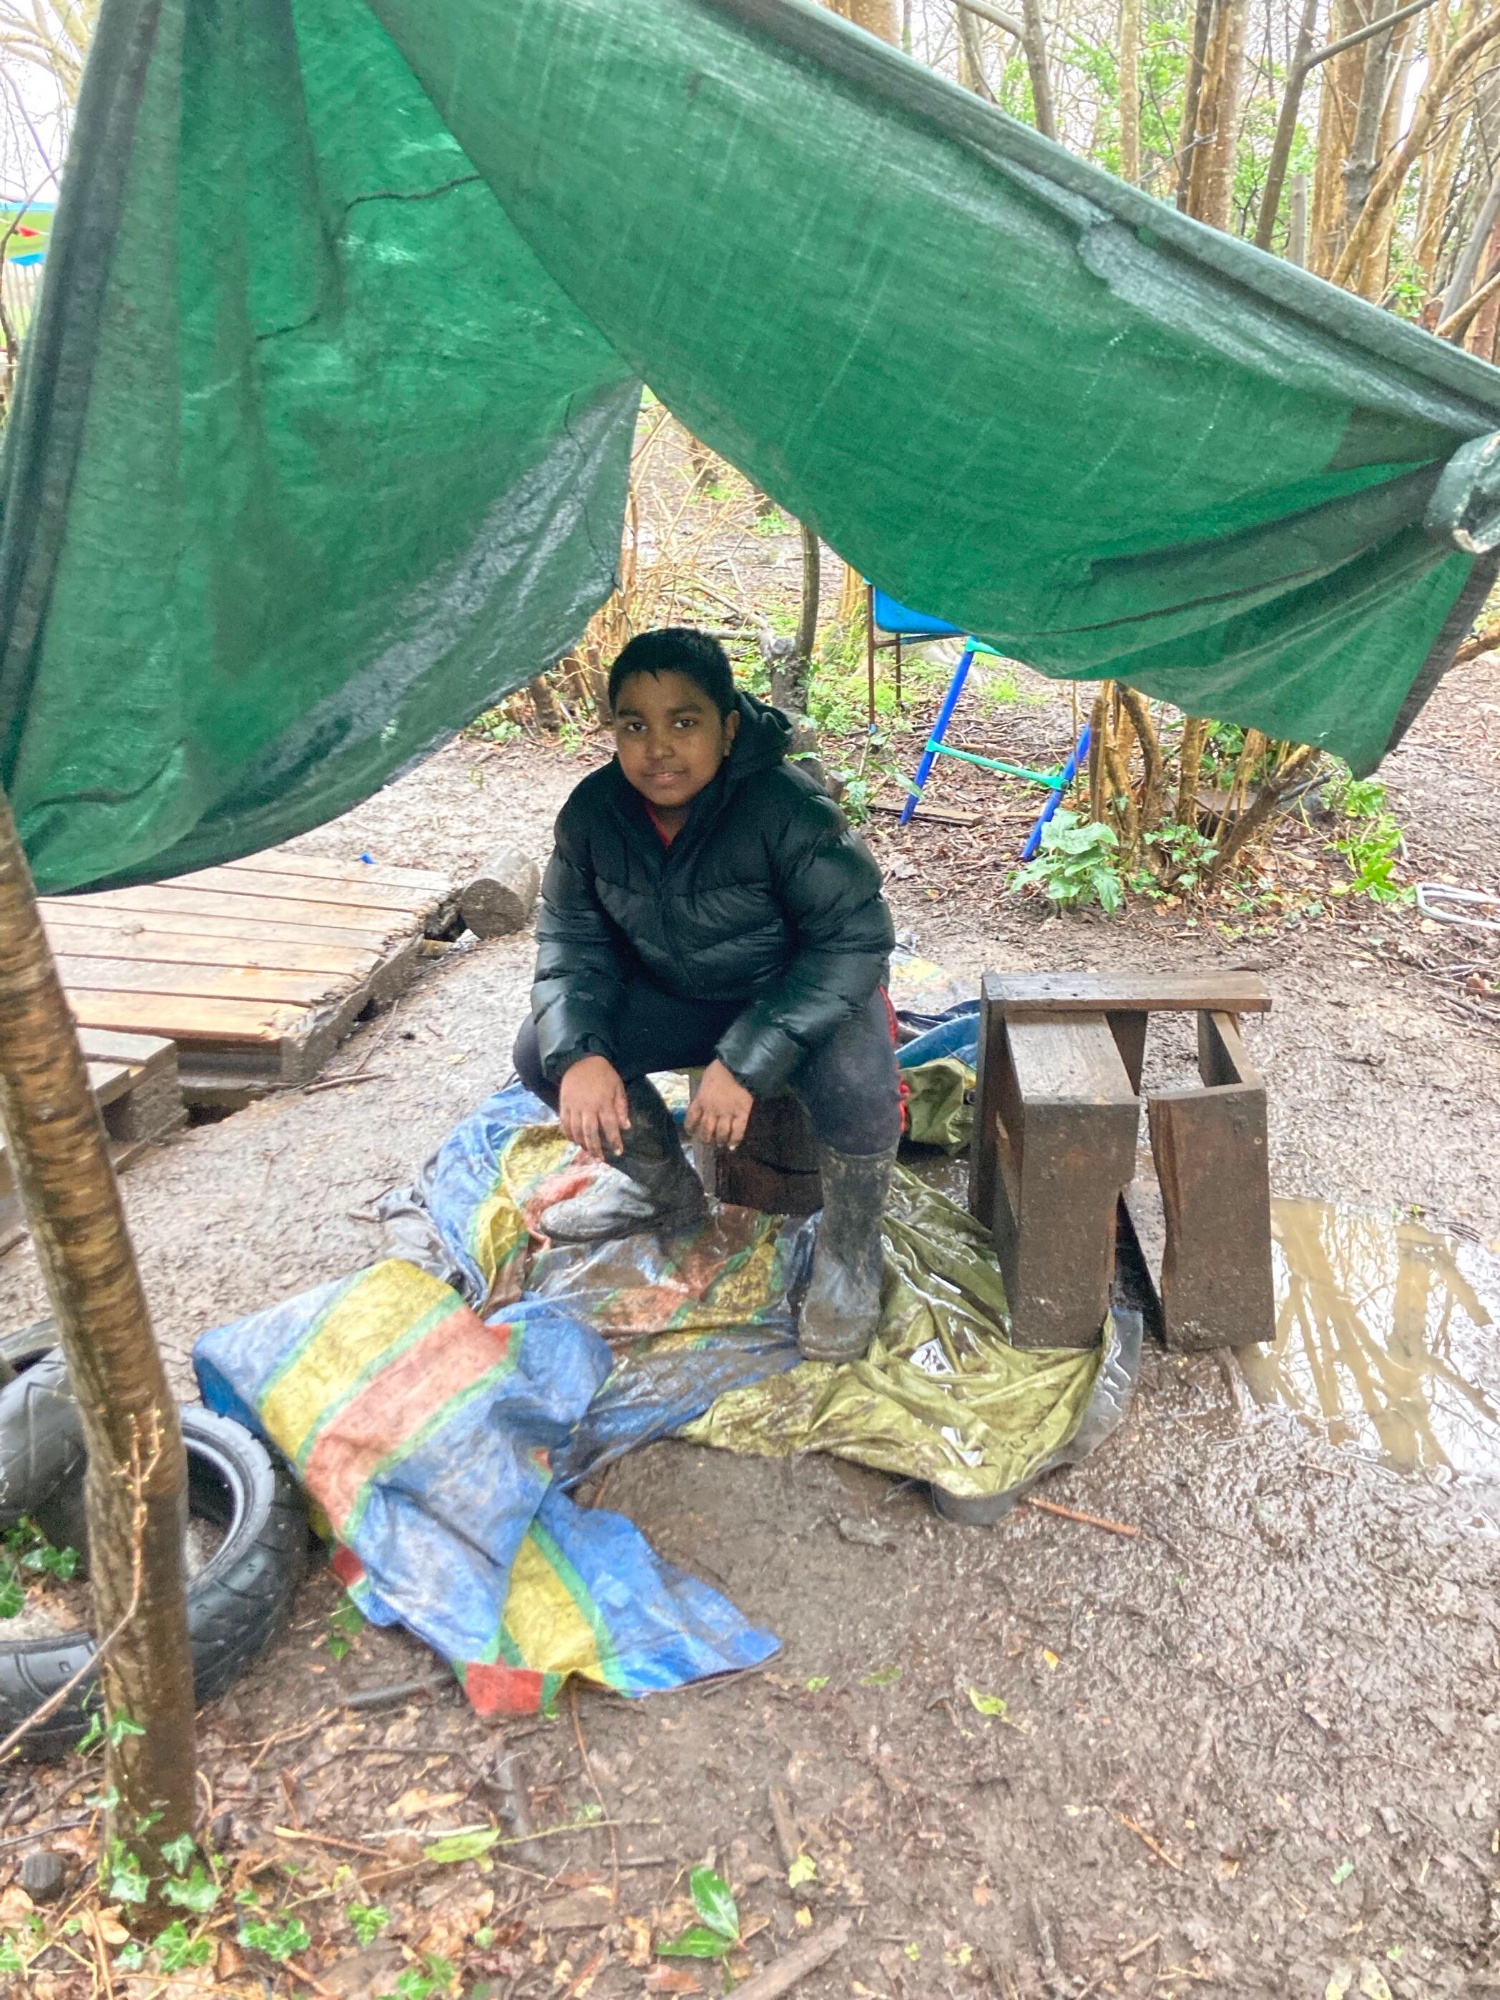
[797,1143,897,1363]
[540,1079,708,1242]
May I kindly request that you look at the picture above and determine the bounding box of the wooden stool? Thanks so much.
[697,1092,823,1216]
[970,972,1273,1351]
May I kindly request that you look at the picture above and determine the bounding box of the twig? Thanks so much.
[0,1414,162,1762]
[1024,1496,1139,1538]
[730,1917,853,1999]
[0,1811,90,1851]
[271,1826,389,1858]
[302,1071,391,1095]
[283,1955,340,1998]
[1119,1931,1163,1965]
[1117,1814,1185,1871]
[570,1684,619,1903]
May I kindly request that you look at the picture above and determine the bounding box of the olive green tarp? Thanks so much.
[5,0,1500,894]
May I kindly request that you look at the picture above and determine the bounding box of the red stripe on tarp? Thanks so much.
[302,1308,513,1532]
[330,1544,365,1587]
[464,1660,545,1715]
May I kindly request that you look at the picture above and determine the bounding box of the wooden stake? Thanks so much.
[0,781,194,1878]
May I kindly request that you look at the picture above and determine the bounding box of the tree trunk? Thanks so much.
[1308,0,1367,274]
[1341,0,1400,238]
[790,523,821,714]
[957,4,999,98]
[1176,0,1214,209]
[1176,716,1210,826]
[0,782,194,1880]
[1288,170,1311,262]
[1253,0,1320,250]
[839,0,900,39]
[1413,0,1470,288]
[1441,164,1500,317]
[1183,0,1249,230]
[1119,0,1142,182]
[1021,0,1059,138]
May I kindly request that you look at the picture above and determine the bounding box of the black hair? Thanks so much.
[607,627,737,719]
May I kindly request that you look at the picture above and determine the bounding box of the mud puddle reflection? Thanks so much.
[1236,1199,1500,1477]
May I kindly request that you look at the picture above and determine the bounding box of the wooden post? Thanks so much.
[0,781,194,1876]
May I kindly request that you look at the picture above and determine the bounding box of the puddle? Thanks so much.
[1236,1199,1500,1479]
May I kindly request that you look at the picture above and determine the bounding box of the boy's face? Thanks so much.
[611,669,739,815]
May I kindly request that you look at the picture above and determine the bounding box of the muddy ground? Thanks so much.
[4,562,1500,1995]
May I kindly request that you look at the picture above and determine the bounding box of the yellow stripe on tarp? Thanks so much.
[500,1529,606,1683]
[261,1260,458,1465]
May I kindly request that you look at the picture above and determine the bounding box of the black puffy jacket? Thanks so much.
[531,693,894,1095]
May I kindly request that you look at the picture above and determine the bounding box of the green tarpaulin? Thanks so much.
[5,0,1500,893]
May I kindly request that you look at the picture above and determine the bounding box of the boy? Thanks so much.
[513,627,901,1363]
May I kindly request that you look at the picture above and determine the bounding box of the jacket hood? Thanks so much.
[724,690,793,780]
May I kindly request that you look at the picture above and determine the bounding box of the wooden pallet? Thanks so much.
[0,1028,184,1256]
[41,851,458,1105]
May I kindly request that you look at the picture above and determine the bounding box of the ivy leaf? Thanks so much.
[421,1829,499,1865]
[657,1924,735,1960]
[689,1867,739,1942]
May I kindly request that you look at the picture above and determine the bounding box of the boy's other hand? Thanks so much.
[559,1055,631,1160]
[686,1060,754,1151]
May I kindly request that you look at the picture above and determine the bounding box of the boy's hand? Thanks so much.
[559,1055,631,1160]
[686,1060,755,1151]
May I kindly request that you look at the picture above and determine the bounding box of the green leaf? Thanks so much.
[421,1828,500,1865]
[108,1848,150,1906]
[107,1712,146,1747]
[0,1566,23,1620]
[162,1866,221,1914]
[658,1925,736,1960]
[1331,1858,1354,1886]
[157,1921,213,1973]
[114,1942,148,1973]
[238,1916,312,1963]
[787,1853,817,1888]
[860,1663,902,1687]
[160,1832,196,1875]
[0,1937,24,1974]
[689,1867,739,1942]
[967,1687,1007,1718]
[804,1675,829,1691]
[348,1902,390,1946]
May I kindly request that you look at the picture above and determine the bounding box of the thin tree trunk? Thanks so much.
[1342,0,1400,237]
[957,3,999,98]
[1176,717,1210,826]
[793,523,821,712]
[1332,7,1500,289]
[842,0,900,38]
[1119,687,1165,831]
[1288,170,1311,261]
[1196,0,1249,229]
[1254,0,1321,249]
[1119,0,1142,182]
[1441,163,1500,314]
[1021,0,1058,138]
[1208,744,1321,880]
[529,675,562,731]
[1087,686,1111,823]
[1414,0,1471,286]
[1309,0,1367,273]
[0,782,194,1880]
[1177,0,1215,208]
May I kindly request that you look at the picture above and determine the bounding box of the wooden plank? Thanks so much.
[172,864,446,915]
[225,851,451,893]
[62,883,411,938]
[45,921,380,979]
[67,990,305,1045]
[42,900,402,952]
[73,1027,177,1073]
[988,1014,1139,1349]
[54,955,359,1007]
[985,970,1271,1016]
[84,1060,134,1108]
[1146,1011,1273,1352]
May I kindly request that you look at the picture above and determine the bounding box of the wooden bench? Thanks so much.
[970,972,1273,1351]
[0,1028,184,1257]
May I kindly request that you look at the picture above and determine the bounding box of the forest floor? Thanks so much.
[3,435,1500,2000]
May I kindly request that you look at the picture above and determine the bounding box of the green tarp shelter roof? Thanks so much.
[4,0,1500,894]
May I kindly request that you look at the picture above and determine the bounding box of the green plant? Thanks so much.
[1332,813,1409,902]
[658,1867,741,1961]
[380,1954,457,2000]
[1133,820,1216,898]
[106,1843,151,1906]
[752,507,790,536]
[157,1921,213,1972]
[0,1516,79,1618]
[1012,811,1123,914]
[349,1903,390,1946]
[238,1916,312,1963]
[162,1865,221,1914]
[326,1592,365,1661]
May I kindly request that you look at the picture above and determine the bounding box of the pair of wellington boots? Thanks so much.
[540,1079,894,1363]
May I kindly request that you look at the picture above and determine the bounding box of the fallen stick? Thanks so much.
[730,1916,853,1999]
[272,1826,389,1859]
[1117,1814,1184,1872]
[1025,1496,1139,1538]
